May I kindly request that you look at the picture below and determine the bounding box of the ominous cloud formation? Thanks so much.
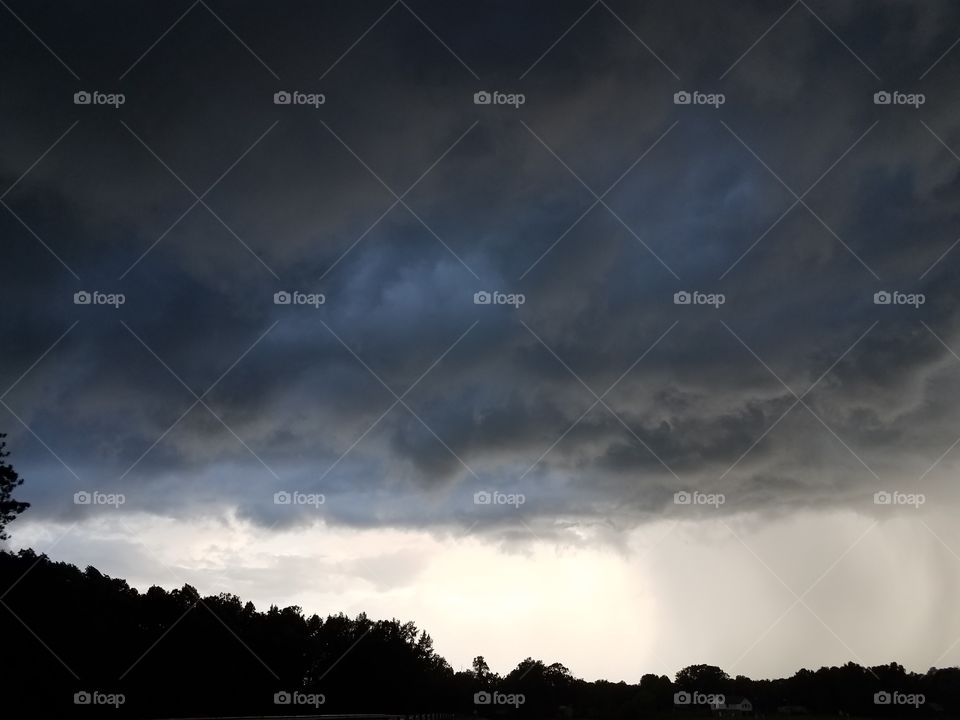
[3,2,960,560]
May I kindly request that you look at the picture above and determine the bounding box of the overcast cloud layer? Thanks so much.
[3,0,960,679]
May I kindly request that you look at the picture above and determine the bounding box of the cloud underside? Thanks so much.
[2,0,960,535]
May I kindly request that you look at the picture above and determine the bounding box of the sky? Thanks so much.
[2,0,960,683]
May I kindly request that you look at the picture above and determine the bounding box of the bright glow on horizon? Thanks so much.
[9,508,960,682]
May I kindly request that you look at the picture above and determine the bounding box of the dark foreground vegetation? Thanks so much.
[1,549,959,718]
[0,439,957,717]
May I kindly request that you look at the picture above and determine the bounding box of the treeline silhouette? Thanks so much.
[1,549,958,718]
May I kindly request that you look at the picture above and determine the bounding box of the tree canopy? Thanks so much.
[0,434,29,540]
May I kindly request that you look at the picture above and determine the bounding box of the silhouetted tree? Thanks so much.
[473,654,491,680]
[0,434,29,540]
[675,663,730,692]
[1,549,958,718]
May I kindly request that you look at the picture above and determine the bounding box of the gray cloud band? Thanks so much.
[2,0,959,534]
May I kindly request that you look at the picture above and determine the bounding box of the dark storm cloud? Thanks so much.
[3,0,960,533]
